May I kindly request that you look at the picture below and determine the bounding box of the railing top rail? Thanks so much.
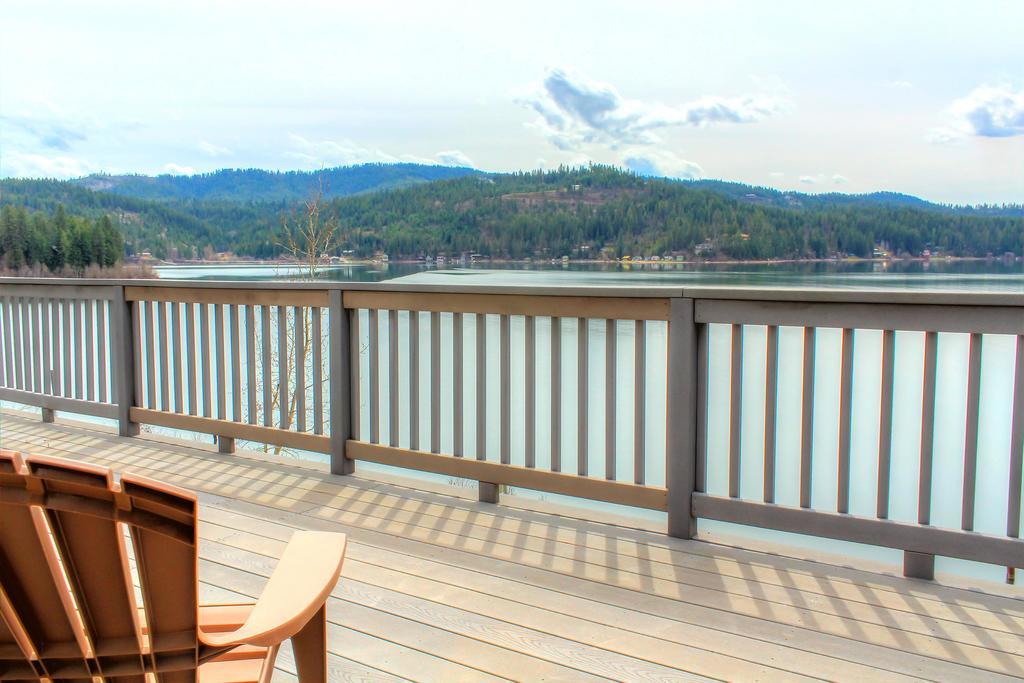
[0,277,1021,307]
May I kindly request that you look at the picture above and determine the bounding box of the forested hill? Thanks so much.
[1,165,1021,260]
[324,167,1023,259]
[73,164,479,202]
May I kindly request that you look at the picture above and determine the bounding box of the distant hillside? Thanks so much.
[73,163,480,202]
[1,164,1021,260]
[686,179,1024,217]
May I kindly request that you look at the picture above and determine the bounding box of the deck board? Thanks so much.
[2,410,1023,682]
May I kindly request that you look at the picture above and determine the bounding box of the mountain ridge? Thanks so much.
[2,164,1021,260]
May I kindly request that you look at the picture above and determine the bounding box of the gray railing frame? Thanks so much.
[1,277,1021,578]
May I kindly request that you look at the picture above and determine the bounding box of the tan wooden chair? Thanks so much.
[0,449,346,683]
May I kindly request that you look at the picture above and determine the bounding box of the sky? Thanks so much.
[1,0,1023,204]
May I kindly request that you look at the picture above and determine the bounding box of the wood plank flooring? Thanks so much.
[1,410,1022,682]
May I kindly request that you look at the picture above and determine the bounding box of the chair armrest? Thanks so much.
[200,531,346,648]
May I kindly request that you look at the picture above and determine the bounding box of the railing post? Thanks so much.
[329,290,354,475]
[666,297,697,539]
[41,408,55,423]
[113,286,139,437]
[478,482,499,504]
[903,551,935,580]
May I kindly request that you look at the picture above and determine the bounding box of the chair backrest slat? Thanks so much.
[0,451,200,683]
[123,474,198,681]
[0,451,91,681]
[27,456,147,683]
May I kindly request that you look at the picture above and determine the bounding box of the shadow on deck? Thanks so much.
[1,409,1022,682]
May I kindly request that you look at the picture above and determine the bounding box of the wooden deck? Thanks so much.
[2,410,1023,682]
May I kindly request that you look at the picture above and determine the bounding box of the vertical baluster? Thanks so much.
[430,311,440,453]
[31,298,42,393]
[961,333,983,531]
[20,299,30,392]
[388,309,398,446]
[409,310,419,450]
[144,301,156,408]
[74,299,84,399]
[16,298,28,391]
[578,317,589,476]
[763,325,779,503]
[837,328,855,514]
[368,308,379,443]
[453,312,463,456]
[277,305,288,429]
[800,327,816,509]
[605,319,617,481]
[158,301,169,410]
[295,306,306,433]
[200,303,212,417]
[1,298,13,387]
[246,305,257,423]
[633,320,646,485]
[918,331,938,525]
[84,299,95,401]
[51,300,63,397]
[14,298,24,389]
[312,307,323,434]
[97,300,107,403]
[131,301,142,407]
[525,315,536,469]
[695,323,709,493]
[1007,335,1024,539]
[12,298,24,390]
[476,312,487,459]
[350,307,361,441]
[728,324,744,498]
[215,303,226,420]
[41,299,52,395]
[186,303,198,415]
[261,304,272,425]
[551,317,562,472]
[500,314,511,465]
[24,299,34,392]
[171,302,182,413]
[877,330,895,519]
[231,304,242,422]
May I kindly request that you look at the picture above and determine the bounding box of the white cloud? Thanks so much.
[929,84,1024,143]
[950,84,1024,137]
[523,67,782,151]
[199,140,232,157]
[831,174,848,184]
[799,175,818,185]
[1,151,94,178]
[885,80,913,89]
[435,150,474,167]
[623,150,703,179]
[163,163,195,175]
[768,171,785,179]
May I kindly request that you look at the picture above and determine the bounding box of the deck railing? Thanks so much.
[0,278,1021,578]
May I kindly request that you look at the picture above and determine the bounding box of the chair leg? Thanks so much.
[291,605,327,683]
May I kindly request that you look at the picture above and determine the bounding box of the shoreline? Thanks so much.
[146,254,1018,268]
